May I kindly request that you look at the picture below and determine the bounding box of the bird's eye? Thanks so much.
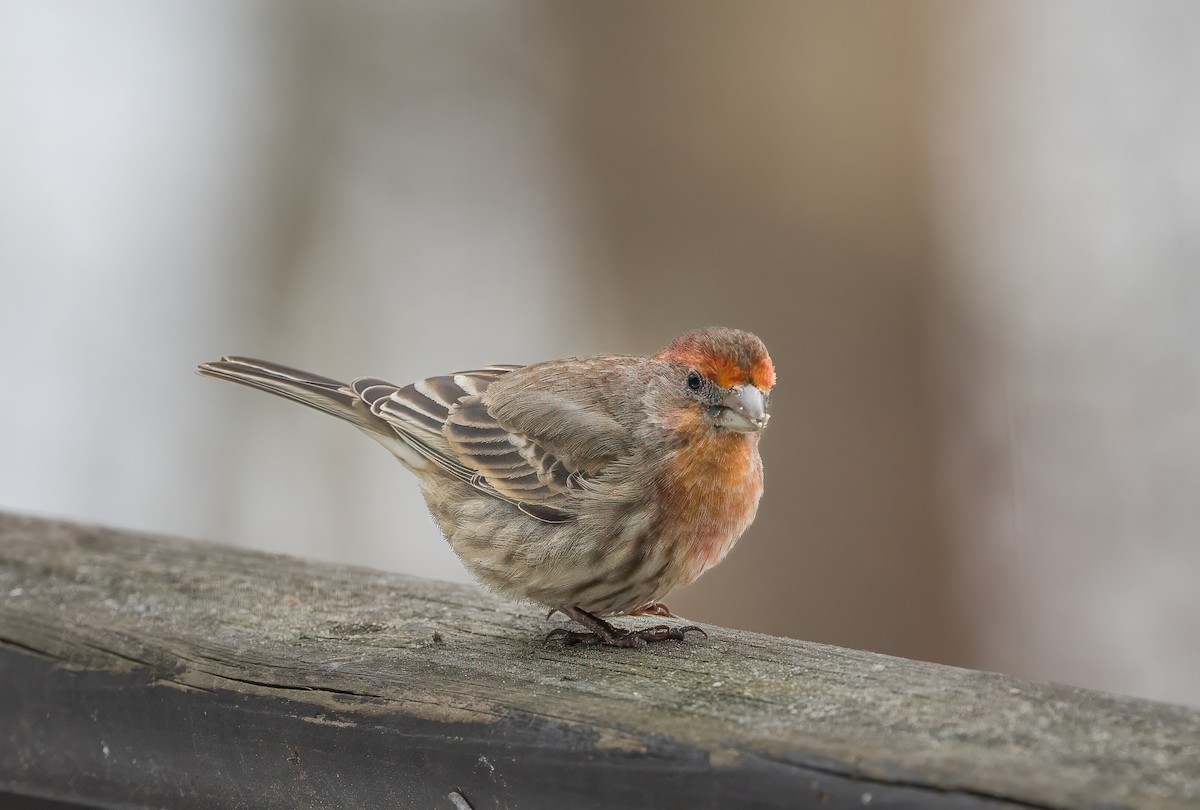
[686,371,703,391]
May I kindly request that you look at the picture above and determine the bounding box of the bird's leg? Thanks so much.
[546,606,631,646]
[546,606,706,648]
[629,601,677,618]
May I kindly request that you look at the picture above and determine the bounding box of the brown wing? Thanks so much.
[351,366,518,485]
[448,358,635,505]
[354,359,635,523]
[350,365,574,522]
[478,359,636,479]
[443,397,583,505]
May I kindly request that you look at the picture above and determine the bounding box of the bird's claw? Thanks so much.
[545,626,636,647]
[544,623,706,648]
[629,602,678,618]
[634,624,707,643]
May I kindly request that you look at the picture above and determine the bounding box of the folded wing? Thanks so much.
[355,360,633,523]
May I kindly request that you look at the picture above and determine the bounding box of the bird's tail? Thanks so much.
[196,356,380,432]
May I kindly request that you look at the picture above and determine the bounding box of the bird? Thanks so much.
[197,327,774,647]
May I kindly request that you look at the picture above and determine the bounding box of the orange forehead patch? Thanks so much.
[750,354,776,390]
[663,340,775,391]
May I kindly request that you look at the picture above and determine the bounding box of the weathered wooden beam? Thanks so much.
[0,512,1196,809]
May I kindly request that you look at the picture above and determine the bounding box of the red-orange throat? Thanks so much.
[667,410,761,490]
[659,410,764,572]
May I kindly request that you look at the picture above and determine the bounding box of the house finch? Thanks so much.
[198,327,774,647]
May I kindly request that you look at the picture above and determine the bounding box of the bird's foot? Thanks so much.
[545,624,706,648]
[630,623,707,643]
[629,601,678,618]
[545,606,706,648]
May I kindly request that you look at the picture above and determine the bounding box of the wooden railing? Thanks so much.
[0,512,1196,809]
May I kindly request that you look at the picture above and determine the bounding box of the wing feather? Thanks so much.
[346,360,632,523]
[347,365,577,522]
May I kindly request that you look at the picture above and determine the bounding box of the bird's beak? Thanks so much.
[716,385,769,433]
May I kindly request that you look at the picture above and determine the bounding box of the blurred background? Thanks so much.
[2,1,1198,706]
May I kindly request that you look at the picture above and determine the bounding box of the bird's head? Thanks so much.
[655,327,775,435]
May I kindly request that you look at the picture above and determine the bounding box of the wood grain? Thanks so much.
[0,512,1196,809]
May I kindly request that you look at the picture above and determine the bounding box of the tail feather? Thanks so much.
[197,357,379,432]
[218,356,348,388]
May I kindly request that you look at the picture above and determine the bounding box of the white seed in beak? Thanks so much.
[717,385,769,432]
